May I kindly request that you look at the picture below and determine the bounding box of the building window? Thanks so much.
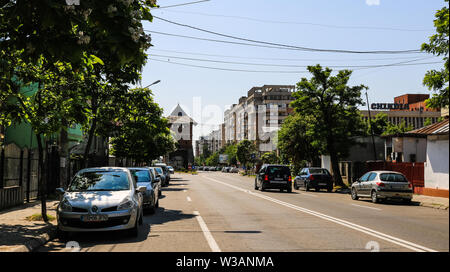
[178,112,182,116]
[178,125,183,133]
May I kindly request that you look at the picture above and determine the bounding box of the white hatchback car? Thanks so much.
[56,167,145,239]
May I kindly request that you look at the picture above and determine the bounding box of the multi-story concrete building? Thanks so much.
[223,85,295,154]
[362,93,442,130]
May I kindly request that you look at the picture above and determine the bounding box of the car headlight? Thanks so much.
[117,198,133,210]
[59,198,72,212]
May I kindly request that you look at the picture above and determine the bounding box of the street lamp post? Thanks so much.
[143,80,161,89]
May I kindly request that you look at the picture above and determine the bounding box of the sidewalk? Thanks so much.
[413,194,449,210]
[0,200,59,252]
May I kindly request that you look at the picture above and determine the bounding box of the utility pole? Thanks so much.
[365,91,378,161]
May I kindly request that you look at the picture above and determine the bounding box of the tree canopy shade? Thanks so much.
[277,113,320,174]
[236,139,257,173]
[109,87,176,164]
[421,0,449,108]
[0,0,155,78]
[291,65,366,186]
[260,151,279,165]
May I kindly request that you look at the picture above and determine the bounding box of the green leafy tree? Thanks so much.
[236,139,257,173]
[205,152,220,166]
[382,120,414,136]
[363,113,389,136]
[277,113,320,173]
[421,0,449,108]
[260,151,279,164]
[0,55,91,221]
[291,65,366,186]
[110,87,174,164]
[223,143,238,166]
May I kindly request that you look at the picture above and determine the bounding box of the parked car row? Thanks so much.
[55,163,175,239]
[257,165,413,204]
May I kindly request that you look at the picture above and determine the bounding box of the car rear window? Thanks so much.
[309,168,330,175]
[379,173,408,183]
[267,166,290,176]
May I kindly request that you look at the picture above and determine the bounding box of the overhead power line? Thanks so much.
[150,54,436,68]
[155,10,433,32]
[156,0,210,9]
[152,16,422,54]
[146,30,425,55]
[149,57,443,73]
[149,48,435,62]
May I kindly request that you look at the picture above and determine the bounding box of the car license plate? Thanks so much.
[274,178,284,181]
[81,215,108,222]
[318,183,327,186]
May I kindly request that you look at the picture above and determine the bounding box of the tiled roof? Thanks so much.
[408,118,449,135]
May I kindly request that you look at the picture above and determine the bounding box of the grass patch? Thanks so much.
[26,214,56,222]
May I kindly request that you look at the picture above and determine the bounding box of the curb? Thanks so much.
[418,202,449,210]
[3,225,57,252]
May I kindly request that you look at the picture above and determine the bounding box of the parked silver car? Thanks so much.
[351,171,413,203]
[56,167,145,239]
[128,167,160,214]
[152,166,167,187]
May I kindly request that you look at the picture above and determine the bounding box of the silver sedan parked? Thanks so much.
[351,171,413,203]
[128,167,160,214]
[56,167,145,239]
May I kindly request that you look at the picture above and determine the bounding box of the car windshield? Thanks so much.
[309,168,330,175]
[155,168,163,174]
[68,171,130,192]
[130,170,151,183]
[267,166,290,175]
[379,173,408,183]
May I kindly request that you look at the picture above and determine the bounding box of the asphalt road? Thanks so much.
[39,172,449,252]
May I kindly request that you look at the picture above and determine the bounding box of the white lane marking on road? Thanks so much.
[351,204,382,211]
[183,189,187,193]
[193,211,221,252]
[203,176,437,252]
[187,196,192,202]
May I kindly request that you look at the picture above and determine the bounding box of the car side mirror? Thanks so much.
[137,186,147,193]
[56,188,65,195]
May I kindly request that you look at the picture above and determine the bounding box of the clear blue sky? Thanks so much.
[140,0,446,140]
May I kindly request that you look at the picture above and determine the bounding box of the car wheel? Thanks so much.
[402,198,412,204]
[155,198,159,208]
[254,180,259,190]
[129,218,139,237]
[371,190,379,203]
[287,186,292,193]
[315,187,320,192]
[260,183,265,192]
[305,182,310,191]
[351,188,359,200]
[139,209,144,225]
[327,186,333,192]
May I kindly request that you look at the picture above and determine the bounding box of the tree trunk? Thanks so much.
[59,121,69,187]
[83,117,97,168]
[36,133,48,222]
[328,139,344,187]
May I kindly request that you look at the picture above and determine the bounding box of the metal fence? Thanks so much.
[0,142,62,210]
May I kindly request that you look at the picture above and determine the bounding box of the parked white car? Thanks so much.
[56,167,145,239]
